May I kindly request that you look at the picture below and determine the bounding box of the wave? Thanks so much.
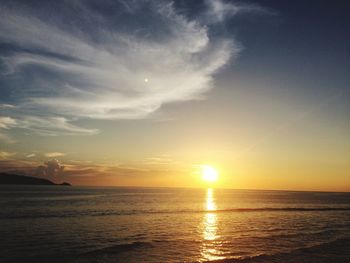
[205,237,350,263]
[59,241,159,263]
[1,206,350,220]
[71,237,350,263]
[82,241,155,256]
[2,206,350,220]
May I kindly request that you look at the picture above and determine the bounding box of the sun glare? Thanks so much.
[201,165,219,183]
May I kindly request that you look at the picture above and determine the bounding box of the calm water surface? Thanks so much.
[0,186,349,262]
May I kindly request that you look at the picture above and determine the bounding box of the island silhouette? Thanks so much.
[0,173,71,186]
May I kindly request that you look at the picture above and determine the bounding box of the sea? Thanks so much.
[0,186,349,262]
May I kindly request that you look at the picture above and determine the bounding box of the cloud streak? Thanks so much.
[204,0,273,23]
[44,152,65,158]
[0,151,16,160]
[0,0,243,136]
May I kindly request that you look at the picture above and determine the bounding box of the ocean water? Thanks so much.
[0,186,349,262]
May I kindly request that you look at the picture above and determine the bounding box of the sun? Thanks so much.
[201,165,219,183]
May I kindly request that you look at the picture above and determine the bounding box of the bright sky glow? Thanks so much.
[201,166,219,183]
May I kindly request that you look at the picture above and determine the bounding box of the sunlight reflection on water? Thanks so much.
[201,188,224,261]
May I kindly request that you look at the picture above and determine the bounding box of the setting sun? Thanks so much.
[201,165,219,183]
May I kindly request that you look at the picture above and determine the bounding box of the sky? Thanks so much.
[0,0,349,191]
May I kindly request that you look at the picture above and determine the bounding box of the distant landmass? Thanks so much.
[0,173,71,186]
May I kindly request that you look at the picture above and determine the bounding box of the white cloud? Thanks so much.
[0,0,242,136]
[0,117,17,129]
[0,104,16,109]
[0,115,97,136]
[204,0,273,24]
[35,159,64,177]
[0,117,17,142]
[16,116,98,136]
[0,151,16,160]
[205,0,241,23]
[45,152,65,158]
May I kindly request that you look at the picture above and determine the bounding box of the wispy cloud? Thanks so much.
[44,152,65,158]
[143,155,177,166]
[204,0,273,23]
[0,151,16,160]
[0,117,17,129]
[0,116,17,142]
[0,157,179,185]
[0,0,247,137]
[26,153,36,158]
[0,104,16,109]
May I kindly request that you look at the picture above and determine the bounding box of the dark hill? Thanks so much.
[0,173,71,186]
